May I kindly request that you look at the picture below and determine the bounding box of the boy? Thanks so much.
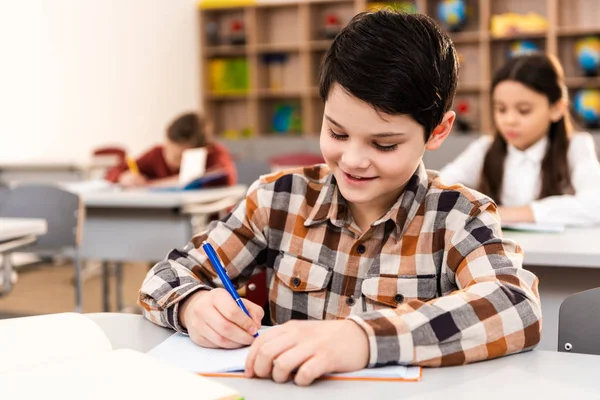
[139,11,541,386]
[105,112,236,188]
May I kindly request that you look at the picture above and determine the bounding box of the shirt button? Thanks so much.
[356,244,366,254]
[346,296,356,306]
[291,277,301,287]
[394,294,404,304]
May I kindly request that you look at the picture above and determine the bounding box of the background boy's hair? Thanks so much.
[318,10,459,141]
[166,112,208,148]
[480,53,574,203]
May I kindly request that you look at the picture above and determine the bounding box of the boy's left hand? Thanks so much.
[244,320,370,386]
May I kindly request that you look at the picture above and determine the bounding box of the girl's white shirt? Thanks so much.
[438,132,600,226]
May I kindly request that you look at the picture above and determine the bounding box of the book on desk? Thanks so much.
[148,331,422,382]
[0,313,242,400]
[150,147,227,192]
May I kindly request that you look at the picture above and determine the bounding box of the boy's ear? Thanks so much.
[425,111,455,151]
[550,99,567,122]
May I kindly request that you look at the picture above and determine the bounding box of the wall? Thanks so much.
[0,0,200,164]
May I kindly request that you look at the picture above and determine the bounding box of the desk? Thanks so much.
[0,218,48,242]
[75,186,247,261]
[0,218,47,294]
[71,185,246,311]
[86,313,600,399]
[504,228,600,352]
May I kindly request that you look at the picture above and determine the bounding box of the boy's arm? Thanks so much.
[138,180,269,332]
[349,201,542,367]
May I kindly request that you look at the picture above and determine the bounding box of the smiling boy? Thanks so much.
[138,10,541,386]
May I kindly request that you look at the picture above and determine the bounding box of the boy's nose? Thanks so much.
[340,149,370,170]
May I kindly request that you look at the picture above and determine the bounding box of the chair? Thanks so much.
[268,153,324,172]
[0,185,84,312]
[88,146,127,180]
[0,181,9,210]
[558,287,600,355]
[234,159,271,186]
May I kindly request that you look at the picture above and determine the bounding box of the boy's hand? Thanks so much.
[244,320,370,386]
[118,171,148,187]
[179,288,263,349]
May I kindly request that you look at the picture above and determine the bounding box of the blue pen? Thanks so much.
[201,241,259,338]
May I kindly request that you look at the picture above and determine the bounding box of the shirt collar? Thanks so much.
[304,162,430,238]
[507,136,548,164]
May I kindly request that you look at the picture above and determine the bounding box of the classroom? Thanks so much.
[1,0,600,398]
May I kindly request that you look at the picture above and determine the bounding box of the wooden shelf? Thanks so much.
[490,32,547,42]
[565,77,600,88]
[255,43,302,53]
[557,26,600,37]
[457,82,484,93]
[207,93,250,101]
[256,88,305,98]
[200,0,600,137]
[205,45,248,57]
[309,40,334,51]
[450,31,481,44]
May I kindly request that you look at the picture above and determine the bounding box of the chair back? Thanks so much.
[558,287,600,355]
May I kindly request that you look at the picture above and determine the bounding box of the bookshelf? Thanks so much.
[199,0,600,138]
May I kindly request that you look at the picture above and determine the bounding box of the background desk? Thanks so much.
[74,185,247,262]
[63,185,246,311]
[0,218,48,294]
[86,313,600,399]
[504,228,600,351]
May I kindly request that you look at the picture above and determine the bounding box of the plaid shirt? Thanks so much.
[139,162,542,367]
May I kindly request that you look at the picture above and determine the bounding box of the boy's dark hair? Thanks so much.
[480,53,574,203]
[319,10,459,141]
[167,112,208,147]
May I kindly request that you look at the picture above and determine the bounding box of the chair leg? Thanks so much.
[0,253,14,295]
[115,262,124,312]
[73,254,83,313]
[102,261,111,312]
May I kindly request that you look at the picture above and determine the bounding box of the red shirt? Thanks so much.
[105,142,237,188]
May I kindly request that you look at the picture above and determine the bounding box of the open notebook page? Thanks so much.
[501,222,565,233]
[0,312,112,374]
[1,349,242,400]
[148,332,421,381]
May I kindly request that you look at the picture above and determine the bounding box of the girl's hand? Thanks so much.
[498,205,535,223]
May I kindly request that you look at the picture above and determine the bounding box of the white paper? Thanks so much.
[179,147,208,186]
[501,222,565,233]
[0,312,112,374]
[0,349,242,400]
[148,332,420,380]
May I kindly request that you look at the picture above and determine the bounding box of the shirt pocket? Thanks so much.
[361,274,438,311]
[270,252,332,321]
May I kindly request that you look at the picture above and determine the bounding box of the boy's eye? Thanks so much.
[495,107,506,113]
[329,129,347,140]
[373,142,398,152]
[518,109,531,115]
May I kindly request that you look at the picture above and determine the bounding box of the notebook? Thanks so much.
[0,313,242,400]
[150,147,227,191]
[501,222,566,233]
[148,332,422,382]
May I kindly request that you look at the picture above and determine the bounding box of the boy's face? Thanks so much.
[163,139,195,171]
[320,84,431,215]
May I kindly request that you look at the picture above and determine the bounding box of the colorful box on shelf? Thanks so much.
[490,12,548,38]
[198,0,256,9]
[209,58,249,95]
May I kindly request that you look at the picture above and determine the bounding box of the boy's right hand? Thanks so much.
[179,288,263,349]
[118,171,148,187]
